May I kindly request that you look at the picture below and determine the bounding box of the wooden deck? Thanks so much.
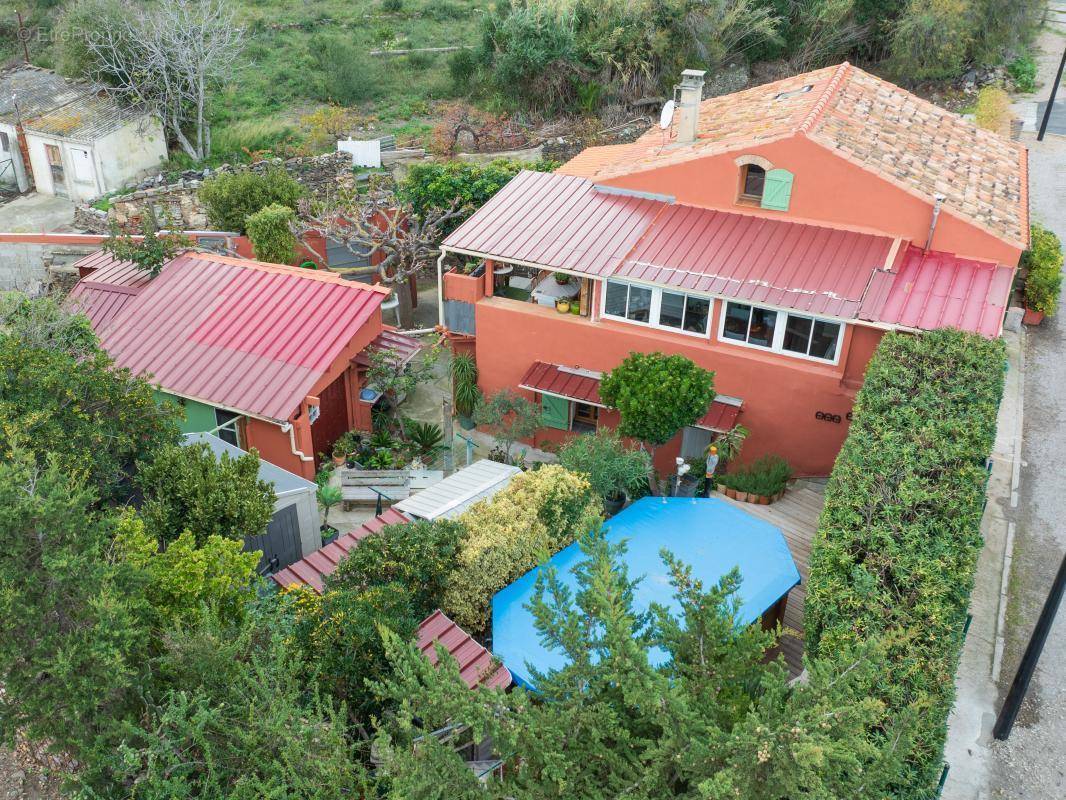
[714,481,825,675]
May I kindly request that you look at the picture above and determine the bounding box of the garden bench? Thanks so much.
[339,469,411,511]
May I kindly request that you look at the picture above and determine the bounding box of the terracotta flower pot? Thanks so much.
[332,454,345,466]
[723,486,736,499]
[757,494,770,505]
[1023,307,1045,326]
[735,491,748,502]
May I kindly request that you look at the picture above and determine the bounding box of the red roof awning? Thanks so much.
[519,361,604,406]
[353,328,423,368]
[417,609,512,690]
[697,400,742,433]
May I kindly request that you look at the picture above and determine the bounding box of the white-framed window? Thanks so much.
[601,279,711,337]
[719,301,844,364]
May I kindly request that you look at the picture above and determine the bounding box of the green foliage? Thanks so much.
[600,351,715,450]
[472,388,542,462]
[889,0,973,80]
[307,34,383,105]
[375,529,905,798]
[557,428,651,501]
[712,423,749,463]
[0,295,180,502]
[198,167,305,233]
[450,351,482,417]
[102,212,189,277]
[53,0,132,79]
[328,519,466,618]
[974,85,1011,134]
[137,442,277,548]
[448,47,478,91]
[246,202,299,264]
[1008,52,1038,93]
[383,0,404,10]
[806,328,1006,795]
[443,464,601,630]
[403,418,445,456]
[116,610,366,798]
[114,512,261,630]
[717,454,792,497]
[1023,223,1064,316]
[399,158,557,232]
[0,451,149,780]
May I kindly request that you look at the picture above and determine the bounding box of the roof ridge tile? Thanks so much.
[797,61,851,134]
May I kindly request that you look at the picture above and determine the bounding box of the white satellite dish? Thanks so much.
[659,99,675,130]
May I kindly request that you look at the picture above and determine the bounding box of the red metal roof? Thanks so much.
[443,170,664,277]
[697,400,742,433]
[519,360,741,431]
[271,507,410,594]
[67,252,157,329]
[519,361,603,405]
[417,609,512,690]
[862,246,1013,338]
[352,328,423,368]
[616,203,894,320]
[72,251,385,421]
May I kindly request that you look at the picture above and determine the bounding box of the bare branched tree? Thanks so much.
[84,0,245,160]
[295,190,468,330]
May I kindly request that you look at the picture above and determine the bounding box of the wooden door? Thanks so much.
[310,372,349,466]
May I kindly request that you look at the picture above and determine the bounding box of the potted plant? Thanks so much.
[554,273,572,285]
[452,352,481,430]
[557,430,652,516]
[331,440,347,466]
[1022,223,1063,325]
[317,483,342,542]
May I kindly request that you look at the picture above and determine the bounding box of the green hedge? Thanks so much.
[1023,223,1064,316]
[805,328,1005,797]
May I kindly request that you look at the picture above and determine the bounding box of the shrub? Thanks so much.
[246,203,299,264]
[557,429,651,502]
[889,0,972,81]
[805,328,1006,795]
[1023,223,1064,316]
[473,389,542,464]
[198,167,304,233]
[448,47,478,92]
[382,0,403,10]
[443,465,601,630]
[974,86,1011,136]
[1008,53,1038,93]
[327,519,466,618]
[718,454,792,497]
[308,35,382,105]
[599,351,715,453]
[451,351,482,417]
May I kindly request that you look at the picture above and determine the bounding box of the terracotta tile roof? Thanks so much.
[559,63,1028,247]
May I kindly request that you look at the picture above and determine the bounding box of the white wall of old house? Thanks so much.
[0,121,29,192]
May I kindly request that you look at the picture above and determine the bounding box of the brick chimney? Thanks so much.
[676,69,706,144]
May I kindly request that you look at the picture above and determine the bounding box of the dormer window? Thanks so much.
[740,164,766,202]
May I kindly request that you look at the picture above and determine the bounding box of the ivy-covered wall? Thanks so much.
[805,328,1006,796]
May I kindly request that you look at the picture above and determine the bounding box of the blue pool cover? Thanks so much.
[491,496,801,690]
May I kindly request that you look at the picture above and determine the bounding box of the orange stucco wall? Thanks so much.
[600,135,1024,267]
[240,307,385,480]
[474,295,885,477]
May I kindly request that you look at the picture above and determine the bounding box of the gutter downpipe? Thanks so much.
[280,421,315,463]
[924,194,947,252]
[436,249,447,328]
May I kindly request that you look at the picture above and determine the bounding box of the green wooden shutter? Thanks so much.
[760,169,794,211]
[541,394,570,430]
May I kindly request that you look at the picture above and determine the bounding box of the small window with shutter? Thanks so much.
[541,394,570,430]
[760,169,794,212]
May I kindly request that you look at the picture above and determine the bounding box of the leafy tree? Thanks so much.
[374,530,906,798]
[136,441,276,548]
[889,0,973,80]
[114,511,261,630]
[102,211,189,276]
[246,202,299,264]
[117,607,367,798]
[328,519,467,619]
[472,389,541,464]
[599,351,715,457]
[198,167,305,232]
[0,295,180,502]
[557,428,652,503]
[0,451,150,782]
[398,158,557,233]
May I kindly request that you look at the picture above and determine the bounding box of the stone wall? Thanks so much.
[94,152,358,233]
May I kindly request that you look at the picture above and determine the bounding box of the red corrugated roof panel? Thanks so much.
[443,171,664,277]
[697,401,742,433]
[74,251,385,421]
[868,246,1013,338]
[617,204,894,319]
[417,609,512,690]
[271,507,410,594]
[352,328,423,367]
[519,361,603,405]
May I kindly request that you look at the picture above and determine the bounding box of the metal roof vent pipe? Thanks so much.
[925,193,947,252]
[675,69,706,144]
